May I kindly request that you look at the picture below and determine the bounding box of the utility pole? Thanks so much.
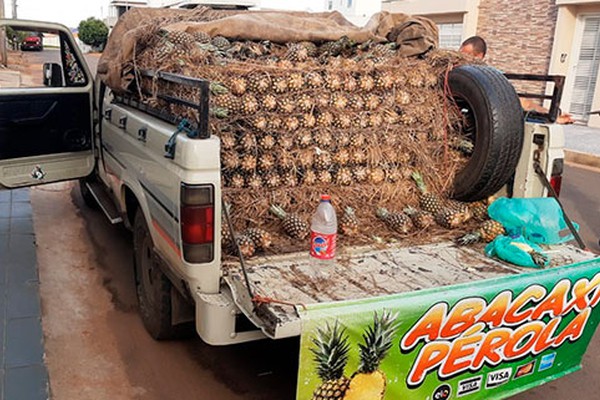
[11,0,16,19]
[0,0,8,67]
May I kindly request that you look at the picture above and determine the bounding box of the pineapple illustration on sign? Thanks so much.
[343,311,400,400]
[311,321,351,400]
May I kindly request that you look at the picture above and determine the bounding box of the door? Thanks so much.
[569,15,600,122]
[0,20,94,188]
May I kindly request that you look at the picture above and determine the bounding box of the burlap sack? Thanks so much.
[98,7,439,92]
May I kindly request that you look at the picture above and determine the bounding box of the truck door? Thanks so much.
[0,20,94,188]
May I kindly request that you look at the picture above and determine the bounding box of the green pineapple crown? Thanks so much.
[311,321,350,382]
[345,207,356,216]
[357,311,400,374]
[376,207,390,220]
[269,204,288,220]
[403,206,417,216]
[411,171,428,194]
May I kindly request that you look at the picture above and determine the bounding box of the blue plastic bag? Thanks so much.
[485,235,550,268]
[487,197,578,245]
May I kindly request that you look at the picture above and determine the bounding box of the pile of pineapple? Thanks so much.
[132,28,495,257]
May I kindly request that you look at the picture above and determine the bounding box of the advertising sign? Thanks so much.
[297,259,600,399]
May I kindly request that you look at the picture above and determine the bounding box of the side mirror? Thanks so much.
[43,63,63,87]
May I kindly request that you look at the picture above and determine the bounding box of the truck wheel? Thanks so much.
[78,178,99,209]
[449,65,524,201]
[133,209,179,340]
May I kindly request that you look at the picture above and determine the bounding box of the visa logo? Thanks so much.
[486,368,512,388]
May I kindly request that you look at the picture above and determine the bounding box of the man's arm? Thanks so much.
[520,98,574,124]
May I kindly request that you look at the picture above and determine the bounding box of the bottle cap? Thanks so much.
[321,194,331,201]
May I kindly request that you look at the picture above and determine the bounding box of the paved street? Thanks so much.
[17,162,598,400]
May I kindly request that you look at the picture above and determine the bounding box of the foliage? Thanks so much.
[78,17,109,49]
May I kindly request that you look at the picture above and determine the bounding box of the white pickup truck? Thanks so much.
[1,18,599,400]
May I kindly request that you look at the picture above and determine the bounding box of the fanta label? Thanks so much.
[310,231,337,260]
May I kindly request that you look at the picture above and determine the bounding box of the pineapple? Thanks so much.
[288,73,305,91]
[228,77,248,96]
[261,94,278,111]
[297,150,315,169]
[349,132,366,148]
[220,131,237,150]
[270,205,310,239]
[376,208,413,234]
[333,114,352,129]
[258,134,276,151]
[282,171,299,187]
[336,168,353,186]
[395,91,411,105]
[277,97,296,113]
[300,41,319,57]
[296,130,314,149]
[192,31,211,44]
[368,113,383,128]
[331,93,349,110]
[238,133,257,152]
[343,75,358,92]
[373,71,394,90]
[213,93,241,114]
[404,207,434,230]
[272,76,289,93]
[358,75,376,92]
[264,171,282,188]
[343,311,399,400]
[258,153,276,172]
[246,174,263,190]
[318,170,333,184]
[364,94,381,111]
[314,151,333,171]
[300,114,318,129]
[250,115,269,131]
[446,199,473,223]
[456,220,506,245]
[240,94,259,115]
[353,166,368,183]
[311,321,351,400]
[334,149,351,166]
[411,171,444,215]
[240,154,258,173]
[280,134,295,151]
[368,167,386,185]
[306,72,325,88]
[435,208,463,229]
[302,169,318,186]
[298,94,315,112]
[222,152,240,172]
[315,93,331,109]
[351,149,368,165]
[470,201,490,222]
[325,73,344,91]
[286,43,310,62]
[211,35,231,50]
[229,173,245,189]
[268,117,283,130]
[221,203,233,248]
[248,72,272,94]
[244,228,272,250]
[340,207,359,236]
[167,30,195,46]
[234,235,256,258]
[317,112,334,128]
[348,95,365,111]
[313,131,334,149]
[284,116,301,132]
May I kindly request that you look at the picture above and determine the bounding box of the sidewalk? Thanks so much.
[0,189,49,399]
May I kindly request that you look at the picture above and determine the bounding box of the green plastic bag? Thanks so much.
[485,235,549,268]
[488,197,578,245]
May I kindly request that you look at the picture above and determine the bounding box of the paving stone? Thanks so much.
[0,191,10,203]
[10,202,32,219]
[11,189,30,203]
[9,218,34,235]
[0,219,8,235]
[4,365,49,400]
[0,203,9,218]
[4,317,44,368]
[7,282,40,319]
[0,287,5,366]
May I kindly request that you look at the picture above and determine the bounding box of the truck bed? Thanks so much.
[223,242,597,338]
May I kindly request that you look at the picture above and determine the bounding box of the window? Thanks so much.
[347,0,353,8]
[438,23,463,50]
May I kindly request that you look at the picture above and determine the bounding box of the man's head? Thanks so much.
[459,36,487,59]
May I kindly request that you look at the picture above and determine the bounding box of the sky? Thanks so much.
[3,0,326,29]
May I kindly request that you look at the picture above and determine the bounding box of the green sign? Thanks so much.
[297,259,600,400]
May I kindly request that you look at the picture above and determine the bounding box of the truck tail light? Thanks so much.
[549,158,564,197]
[181,184,214,263]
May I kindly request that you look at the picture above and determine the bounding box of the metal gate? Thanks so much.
[570,15,600,122]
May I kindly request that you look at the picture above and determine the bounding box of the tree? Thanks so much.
[78,17,109,49]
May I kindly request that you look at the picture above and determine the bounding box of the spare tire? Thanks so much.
[449,65,524,201]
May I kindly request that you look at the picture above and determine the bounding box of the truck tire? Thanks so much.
[133,209,179,340]
[449,65,524,201]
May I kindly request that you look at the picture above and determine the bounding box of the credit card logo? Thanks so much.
[539,353,557,371]
[486,368,512,388]
[457,376,482,397]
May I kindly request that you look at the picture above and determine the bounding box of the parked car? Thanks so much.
[20,34,43,51]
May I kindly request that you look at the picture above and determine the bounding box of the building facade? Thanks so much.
[324,0,381,25]
[383,0,600,127]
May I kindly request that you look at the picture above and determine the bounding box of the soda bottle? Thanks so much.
[310,194,337,261]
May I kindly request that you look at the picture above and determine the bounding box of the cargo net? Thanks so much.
[128,18,491,258]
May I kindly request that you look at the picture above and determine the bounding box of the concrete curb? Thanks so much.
[565,150,600,169]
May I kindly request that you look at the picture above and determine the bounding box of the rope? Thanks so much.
[252,294,307,311]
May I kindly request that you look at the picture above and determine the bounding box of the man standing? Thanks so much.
[459,36,574,124]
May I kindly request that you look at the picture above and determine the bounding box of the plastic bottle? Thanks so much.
[310,194,337,261]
